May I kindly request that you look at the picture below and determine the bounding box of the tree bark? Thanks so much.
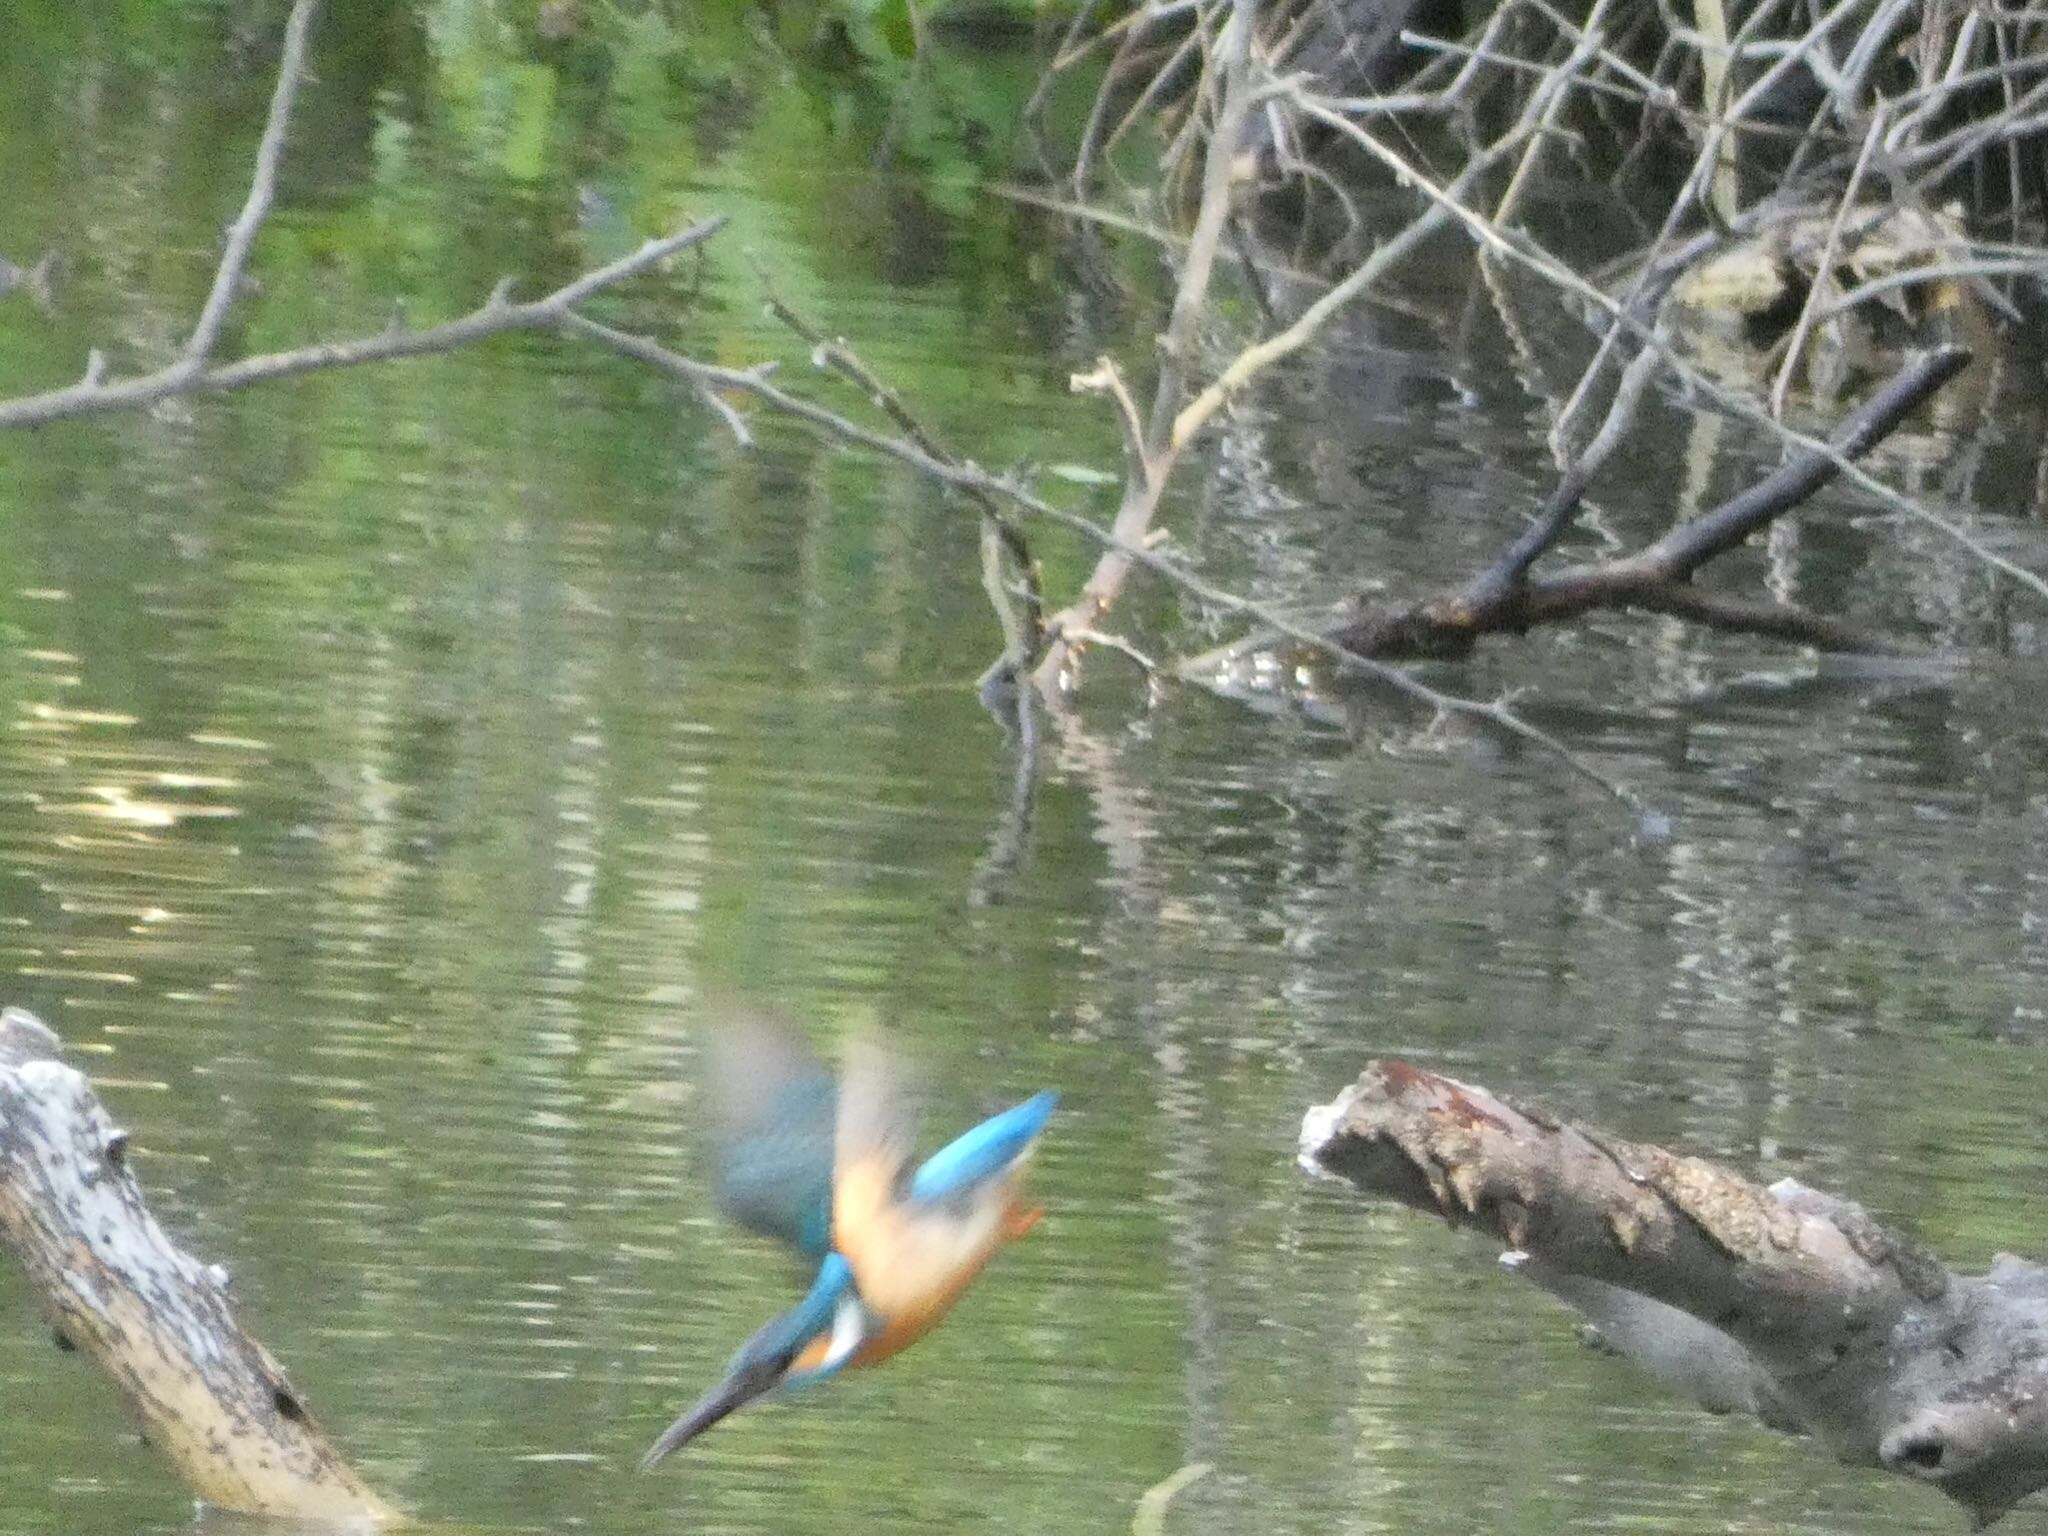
[1300,1061,2048,1526]
[0,1009,394,1523]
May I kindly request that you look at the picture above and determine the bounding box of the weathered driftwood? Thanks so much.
[0,1008,394,1523]
[1300,1061,2048,1526]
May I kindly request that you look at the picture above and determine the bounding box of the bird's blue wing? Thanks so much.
[707,1014,837,1259]
[909,1090,1057,1202]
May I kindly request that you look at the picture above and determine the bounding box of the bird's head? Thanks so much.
[639,1251,869,1469]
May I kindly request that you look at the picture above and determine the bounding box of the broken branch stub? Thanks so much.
[0,1008,393,1523]
[1299,1061,2048,1526]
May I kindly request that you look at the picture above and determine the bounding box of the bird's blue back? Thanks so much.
[909,1091,1057,1203]
[710,1014,1052,1250]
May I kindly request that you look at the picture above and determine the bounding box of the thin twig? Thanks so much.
[1817,255,2048,321]
[1067,627,1161,679]
[755,276,1044,671]
[1463,333,1669,616]
[1767,110,1888,420]
[559,309,1645,808]
[1494,0,1612,228]
[1171,46,1588,454]
[183,0,321,368]
[1025,0,1110,123]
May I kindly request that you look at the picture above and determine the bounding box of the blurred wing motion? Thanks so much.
[640,1026,1055,1469]
[835,1041,1055,1365]
[830,1036,923,1242]
[706,1013,837,1260]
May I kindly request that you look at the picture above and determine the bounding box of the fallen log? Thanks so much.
[1299,1061,2048,1526]
[0,1008,394,1523]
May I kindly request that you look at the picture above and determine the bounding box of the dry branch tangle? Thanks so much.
[0,1009,392,1522]
[1300,1061,2048,1525]
[1323,345,1973,662]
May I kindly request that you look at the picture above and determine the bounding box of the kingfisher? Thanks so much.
[640,1022,1055,1467]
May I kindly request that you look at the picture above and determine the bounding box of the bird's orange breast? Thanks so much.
[823,1152,1044,1373]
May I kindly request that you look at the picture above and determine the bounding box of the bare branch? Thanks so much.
[1066,626,1161,680]
[1634,347,1971,580]
[1171,49,1591,454]
[0,218,727,430]
[1465,334,1669,618]
[181,0,321,369]
[1767,110,1888,420]
[693,382,754,447]
[1070,356,1148,482]
[1325,346,1967,662]
[1030,0,1262,695]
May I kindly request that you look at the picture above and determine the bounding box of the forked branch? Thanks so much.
[1328,346,1971,662]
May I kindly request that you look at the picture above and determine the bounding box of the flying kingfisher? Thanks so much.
[639,1021,1055,1467]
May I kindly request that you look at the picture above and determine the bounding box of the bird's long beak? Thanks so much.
[639,1355,784,1470]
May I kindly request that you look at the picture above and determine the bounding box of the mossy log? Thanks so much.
[0,1007,395,1523]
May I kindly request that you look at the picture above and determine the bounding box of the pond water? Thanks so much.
[1,9,2046,1536]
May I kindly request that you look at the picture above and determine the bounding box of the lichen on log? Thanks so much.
[1300,1061,2048,1526]
[0,1007,394,1523]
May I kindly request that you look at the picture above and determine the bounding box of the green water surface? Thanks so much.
[1,7,2045,1536]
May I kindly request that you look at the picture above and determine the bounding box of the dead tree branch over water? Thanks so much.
[1031,0,1266,697]
[1188,343,1970,672]
[0,5,749,434]
[1,0,2016,814]
[1041,0,2048,681]
[1301,1061,2048,1526]
[0,0,1651,810]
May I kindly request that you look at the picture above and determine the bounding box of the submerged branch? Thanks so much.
[1326,346,1969,662]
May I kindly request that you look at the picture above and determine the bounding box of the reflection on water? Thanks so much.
[2,15,2047,1536]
